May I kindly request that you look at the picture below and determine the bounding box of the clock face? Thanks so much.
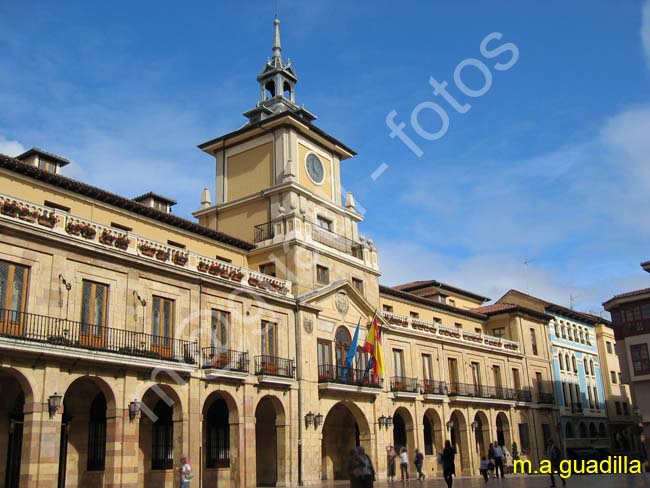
[306,153,325,184]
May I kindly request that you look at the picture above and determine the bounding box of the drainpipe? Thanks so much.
[295,305,304,486]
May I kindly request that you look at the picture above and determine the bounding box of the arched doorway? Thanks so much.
[449,410,469,475]
[139,384,183,488]
[495,412,511,449]
[0,369,30,488]
[255,396,286,487]
[203,391,239,487]
[393,408,416,476]
[423,409,444,476]
[57,376,115,488]
[473,411,490,457]
[321,401,370,481]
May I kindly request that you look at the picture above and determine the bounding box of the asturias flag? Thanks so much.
[342,318,361,380]
[362,313,384,379]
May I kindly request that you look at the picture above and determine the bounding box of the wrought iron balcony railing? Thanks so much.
[201,347,249,372]
[0,308,198,364]
[571,402,584,413]
[447,382,518,400]
[311,225,364,259]
[253,221,276,243]
[515,388,532,402]
[255,355,295,378]
[390,376,420,393]
[422,379,448,395]
[317,364,382,388]
[537,392,555,405]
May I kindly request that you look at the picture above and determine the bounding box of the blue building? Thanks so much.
[500,290,610,457]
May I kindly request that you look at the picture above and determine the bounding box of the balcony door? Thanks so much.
[334,326,351,378]
[447,358,459,393]
[0,261,29,337]
[80,281,108,349]
[152,296,174,358]
[261,320,278,373]
[209,309,230,367]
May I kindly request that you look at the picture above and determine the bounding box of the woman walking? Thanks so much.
[399,447,409,482]
[386,445,397,483]
[441,440,456,488]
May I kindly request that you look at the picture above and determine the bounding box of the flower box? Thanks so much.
[155,250,170,261]
[138,243,156,257]
[230,270,244,282]
[18,207,38,222]
[208,263,222,275]
[248,277,259,287]
[114,235,130,250]
[38,212,57,228]
[197,261,209,272]
[1,201,19,217]
[66,222,96,239]
[172,253,188,266]
[99,230,115,245]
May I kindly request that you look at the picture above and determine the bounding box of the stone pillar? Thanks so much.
[20,401,62,488]
[108,407,139,488]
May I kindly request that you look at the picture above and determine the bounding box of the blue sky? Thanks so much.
[1,1,649,314]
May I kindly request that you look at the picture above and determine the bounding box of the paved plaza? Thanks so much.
[304,474,650,488]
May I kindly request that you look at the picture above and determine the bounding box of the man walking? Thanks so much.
[492,441,505,478]
[547,440,566,487]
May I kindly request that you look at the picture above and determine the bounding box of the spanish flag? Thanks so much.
[362,313,384,378]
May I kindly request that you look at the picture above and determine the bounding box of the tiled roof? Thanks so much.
[393,279,490,303]
[0,153,255,251]
[502,289,605,325]
[379,285,487,320]
[608,287,650,301]
[132,191,177,205]
[473,302,552,321]
[17,147,71,166]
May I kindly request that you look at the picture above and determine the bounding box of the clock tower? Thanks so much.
[194,15,380,301]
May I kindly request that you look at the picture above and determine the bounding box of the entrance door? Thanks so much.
[4,419,23,488]
[79,281,107,349]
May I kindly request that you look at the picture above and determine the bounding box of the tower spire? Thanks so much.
[272,16,282,60]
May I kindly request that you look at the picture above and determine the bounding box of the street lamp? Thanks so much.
[48,392,62,418]
[314,412,323,428]
[385,415,393,427]
[128,400,141,421]
[305,411,315,428]
[379,415,386,428]
[471,421,479,431]
[446,420,454,432]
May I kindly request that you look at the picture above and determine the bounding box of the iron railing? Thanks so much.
[515,389,532,402]
[317,364,382,388]
[447,382,517,400]
[311,225,364,259]
[537,392,555,405]
[571,402,584,413]
[0,308,198,364]
[253,222,276,243]
[390,376,420,393]
[422,379,448,395]
[201,347,249,372]
[255,355,295,378]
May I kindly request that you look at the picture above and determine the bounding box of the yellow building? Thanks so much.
[0,16,558,488]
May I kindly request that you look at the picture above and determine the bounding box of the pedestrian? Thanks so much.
[492,441,505,478]
[399,446,409,482]
[479,456,489,484]
[387,445,397,482]
[441,440,456,488]
[179,455,193,488]
[487,443,496,479]
[547,440,566,487]
[348,447,363,488]
[357,446,376,488]
[414,448,425,481]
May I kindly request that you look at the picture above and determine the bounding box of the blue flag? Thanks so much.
[342,317,361,380]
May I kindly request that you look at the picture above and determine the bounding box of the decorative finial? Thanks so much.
[273,15,282,58]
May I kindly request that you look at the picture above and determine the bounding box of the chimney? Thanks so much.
[132,192,177,214]
[16,147,70,174]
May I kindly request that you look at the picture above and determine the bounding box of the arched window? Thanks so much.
[579,422,587,438]
[590,360,595,376]
[565,354,571,371]
[598,423,607,438]
[87,393,107,471]
[265,81,276,99]
[206,398,230,468]
[423,415,434,455]
[554,322,559,337]
[565,422,574,438]
[589,423,598,438]
[572,356,578,373]
[562,326,567,339]
[334,326,351,368]
[152,400,174,470]
[583,358,589,375]
[559,354,564,370]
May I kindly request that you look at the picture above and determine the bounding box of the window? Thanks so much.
[530,328,538,356]
[81,280,108,337]
[561,326,567,339]
[583,358,589,375]
[433,317,442,324]
[474,327,482,334]
[422,354,433,382]
[87,393,107,471]
[316,265,329,284]
[44,200,70,212]
[216,255,232,263]
[167,239,186,249]
[355,347,370,372]
[592,386,598,408]
[261,320,277,358]
[211,309,230,351]
[590,360,595,376]
[393,349,405,378]
[335,326,351,366]
[471,362,481,388]
[152,400,174,470]
[383,304,393,313]
[535,372,543,395]
[317,340,332,369]
[518,423,530,452]
[454,322,462,329]
[410,311,420,319]
[39,159,57,173]
[611,371,617,384]
[587,387,594,409]
[152,296,174,344]
[572,356,578,373]
[630,344,650,375]
[492,327,505,338]
[423,415,434,455]
[206,399,230,468]
[447,358,459,386]
[352,278,364,294]
[558,354,564,371]
[0,261,29,320]
[110,221,132,232]
[512,368,521,390]
[623,403,629,415]
[554,322,560,337]
[316,215,333,231]
[618,372,623,384]
[606,342,613,354]
[448,299,456,307]
[562,383,569,406]
[493,365,502,389]
[259,262,276,277]
[615,401,622,415]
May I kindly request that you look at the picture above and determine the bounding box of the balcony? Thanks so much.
[537,392,555,405]
[253,221,275,243]
[0,308,198,371]
[448,382,517,403]
[202,347,249,381]
[311,225,364,259]
[515,388,532,403]
[381,312,522,354]
[571,402,584,414]
[255,355,295,386]
[317,364,382,395]
[390,376,420,399]
[0,192,293,299]
[422,379,448,398]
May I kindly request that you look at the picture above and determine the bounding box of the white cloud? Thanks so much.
[642,0,650,67]
[0,134,25,156]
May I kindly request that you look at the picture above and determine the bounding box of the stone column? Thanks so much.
[20,400,62,488]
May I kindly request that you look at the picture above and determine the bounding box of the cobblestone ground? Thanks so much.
[306,473,650,488]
